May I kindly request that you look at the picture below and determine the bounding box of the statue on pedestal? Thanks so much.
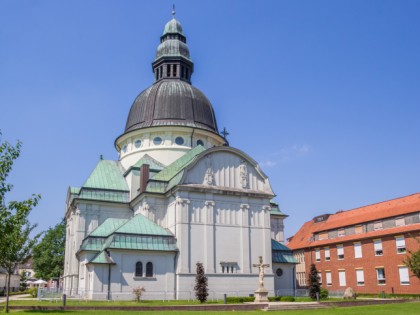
[252,256,270,302]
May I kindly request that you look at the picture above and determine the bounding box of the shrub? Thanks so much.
[194,262,208,303]
[320,288,329,300]
[226,296,254,303]
[28,288,37,298]
[281,296,295,302]
[268,296,281,302]
[132,286,146,302]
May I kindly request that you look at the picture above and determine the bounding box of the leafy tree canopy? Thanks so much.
[404,234,420,279]
[0,131,41,313]
[32,220,66,280]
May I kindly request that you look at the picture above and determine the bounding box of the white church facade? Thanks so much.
[63,14,296,300]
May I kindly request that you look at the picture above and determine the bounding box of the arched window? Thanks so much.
[146,262,153,277]
[135,261,143,277]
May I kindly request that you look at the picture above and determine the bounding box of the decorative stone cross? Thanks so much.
[253,256,270,289]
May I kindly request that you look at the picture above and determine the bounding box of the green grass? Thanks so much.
[1,302,420,314]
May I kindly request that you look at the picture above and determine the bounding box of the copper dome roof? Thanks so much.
[125,79,218,133]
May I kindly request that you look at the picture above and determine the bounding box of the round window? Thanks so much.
[276,268,283,277]
[134,140,142,148]
[175,137,184,145]
[122,145,127,153]
[197,139,204,146]
[153,137,162,145]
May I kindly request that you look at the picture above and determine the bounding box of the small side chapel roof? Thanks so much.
[88,251,115,265]
[83,160,129,191]
[89,218,129,237]
[271,239,298,264]
[115,214,172,236]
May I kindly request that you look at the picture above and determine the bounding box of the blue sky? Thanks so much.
[1,0,419,239]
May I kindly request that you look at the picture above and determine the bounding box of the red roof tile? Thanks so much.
[288,193,420,250]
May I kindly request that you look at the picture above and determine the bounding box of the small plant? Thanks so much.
[194,262,208,303]
[281,296,296,302]
[320,288,329,299]
[28,287,37,298]
[132,286,145,302]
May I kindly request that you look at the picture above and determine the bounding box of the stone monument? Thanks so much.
[252,256,270,302]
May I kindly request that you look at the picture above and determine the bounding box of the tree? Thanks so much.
[0,132,41,313]
[194,262,208,303]
[308,263,320,300]
[19,271,28,291]
[32,220,65,281]
[404,234,420,279]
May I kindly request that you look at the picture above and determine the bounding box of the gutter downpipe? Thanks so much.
[105,249,111,301]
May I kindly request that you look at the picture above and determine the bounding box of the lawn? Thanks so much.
[2,301,420,315]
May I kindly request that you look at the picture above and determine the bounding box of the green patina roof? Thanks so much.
[89,251,115,264]
[70,187,81,194]
[83,160,129,191]
[133,154,165,171]
[152,145,206,182]
[89,218,129,237]
[163,18,184,35]
[78,189,129,203]
[80,237,106,252]
[115,214,172,236]
[104,234,178,251]
[272,239,298,264]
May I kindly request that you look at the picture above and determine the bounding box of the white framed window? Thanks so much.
[396,236,406,254]
[374,239,383,256]
[376,267,386,285]
[326,271,332,286]
[395,217,405,227]
[338,270,346,287]
[356,269,365,286]
[315,248,321,262]
[337,244,344,260]
[354,242,362,258]
[318,272,322,284]
[324,247,330,261]
[398,266,410,285]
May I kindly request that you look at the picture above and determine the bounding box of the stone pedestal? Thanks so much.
[254,287,269,302]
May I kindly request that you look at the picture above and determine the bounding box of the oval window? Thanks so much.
[134,140,142,148]
[276,268,283,277]
[175,137,184,145]
[197,140,204,146]
[122,145,127,153]
[153,137,162,145]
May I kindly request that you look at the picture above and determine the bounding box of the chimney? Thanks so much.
[139,164,150,193]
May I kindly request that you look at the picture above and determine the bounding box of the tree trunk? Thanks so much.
[5,272,11,313]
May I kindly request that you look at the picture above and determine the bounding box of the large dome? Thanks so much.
[125,79,218,133]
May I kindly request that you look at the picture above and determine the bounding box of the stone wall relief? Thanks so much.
[239,162,248,189]
[204,155,214,186]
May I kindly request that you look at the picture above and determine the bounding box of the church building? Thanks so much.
[63,14,296,300]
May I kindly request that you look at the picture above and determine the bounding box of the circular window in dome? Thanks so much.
[134,140,142,148]
[197,139,204,146]
[276,268,283,277]
[175,137,184,145]
[122,145,127,153]
[153,137,162,145]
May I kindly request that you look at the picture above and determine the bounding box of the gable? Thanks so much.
[180,147,274,195]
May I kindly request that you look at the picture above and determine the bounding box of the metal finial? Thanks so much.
[172,4,176,18]
[100,154,103,160]
[221,127,230,139]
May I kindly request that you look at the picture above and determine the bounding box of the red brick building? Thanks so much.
[288,193,420,294]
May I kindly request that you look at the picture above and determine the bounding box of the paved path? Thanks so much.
[0,294,31,303]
